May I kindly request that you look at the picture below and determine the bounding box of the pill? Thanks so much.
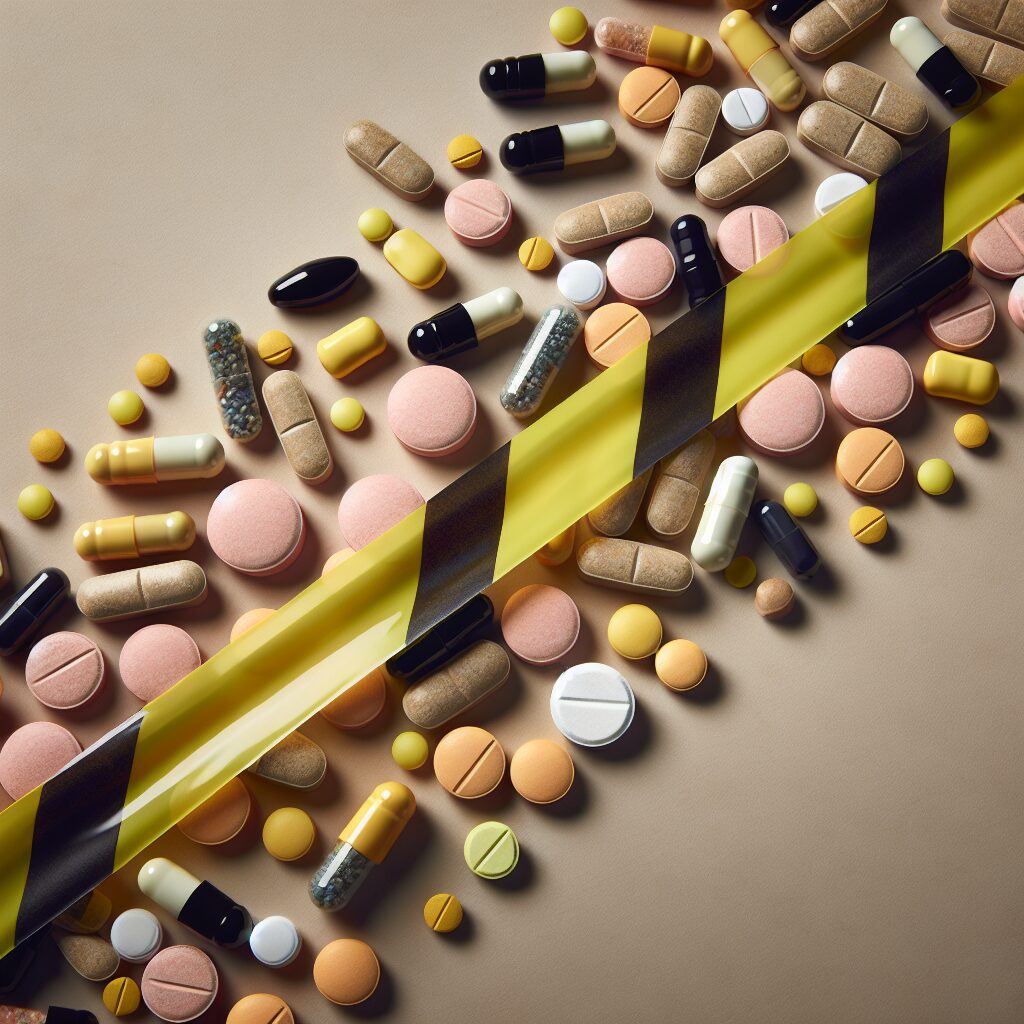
[325,399,362,435]
[607,603,663,660]
[424,893,464,932]
[510,739,575,804]
[387,594,494,682]
[1010,277,1024,328]
[56,933,120,982]
[754,499,821,578]
[940,0,1024,47]
[954,412,990,448]
[248,731,326,788]
[577,537,694,594]
[317,316,387,379]
[403,641,509,729]
[110,909,162,963]
[338,473,424,549]
[227,994,295,1024]
[755,577,796,619]
[392,731,429,770]
[967,202,1024,279]
[142,945,218,1022]
[25,631,104,710]
[108,389,144,426]
[447,133,483,169]
[500,304,583,418]
[849,505,888,543]
[646,430,715,536]
[738,370,826,456]
[268,256,359,309]
[821,62,929,139]
[695,131,791,208]
[655,638,708,691]
[57,889,113,934]
[86,433,225,485]
[383,227,446,288]
[74,510,195,564]
[262,808,317,862]
[177,776,251,845]
[499,119,616,175]
[261,371,332,484]
[319,668,388,729]
[584,302,651,367]
[519,236,555,270]
[558,259,607,310]
[207,478,305,575]
[77,560,207,622]
[555,191,655,256]
[29,427,65,462]
[595,17,714,77]
[104,977,142,1017]
[0,721,81,799]
[445,179,512,247]
[387,365,477,457]
[17,483,54,521]
[830,346,914,426]
[802,343,838,376]
[249,916,301,969]
[480,51,597,100]
[917,458,955,496]
[550,6,588,45]
[433,725,506,798]
[923,284,995,352]
[588,469,653,536]
[766,0,819,27]
[722,87,770,135]
[551,662,635,746]
[464,821,520,879]
[923,349,999,404]
[842,250,974,345]
[536,522,577,566]
[717,205,789,273]
[691,455,759,572]
[0,567,69,655]
[501,583,580,664]
[835,427,905,495]
[314,939,380,1006]
[133,352,171,388]
[202,319,262,442]
[798,101,901,180]
[606,237,676,306]
[891,16,980,110]
[344,119,434,201]
[946,28,1024,86]
[724,555,757,588]
[790,0,887,62]
[720,11,806,111]
[118,623,201,703]
[618,66,681,128]
[814,172,868,219]
[656,85,721,188]
[669,215,724,309]
[357,207,393,242]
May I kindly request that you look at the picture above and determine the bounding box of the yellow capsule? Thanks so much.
[720,11,806,111]
[317,317,387,379]
[447,134,483,169]
[849,505,887,544]
[423,892,463,933]
[73,511,196,561]
[257,329,294,365]
[519,236,556,271]
[534,522,576,566]
[28,428,65,463]
[382,228,446,289]
[923,350,999,405]
[103,976,141,1016]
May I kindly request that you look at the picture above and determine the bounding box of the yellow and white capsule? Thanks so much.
[85,434,225,485]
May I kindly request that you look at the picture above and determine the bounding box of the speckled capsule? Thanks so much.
[500,305,582,418]
[203,319,262,441]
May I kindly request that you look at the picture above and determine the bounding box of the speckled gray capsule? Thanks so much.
[500,304,582,418]
[203,319,262,442]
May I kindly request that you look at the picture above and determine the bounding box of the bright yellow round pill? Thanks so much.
[801,343,837,376]
[607,604,663,660]
[330,397,365,432]
[18,484,54,521]
[783,482,818,518]
[519,236,555,272]
[423,893,463,933]
[549,5,588,45]
[849,505,887,544]
[28,428,65,464]
[392,731,429,770]
[953,413,989,449]
[724,556,757,588]
[108,390,144,426]
[358,207,393,242]
[257,329,294,365]
[655,638,708,692]
[262,806,316,862]
[103,976,141,1016]
[134,352,171,388]
[447,134,483,169]
[917,458,954,496]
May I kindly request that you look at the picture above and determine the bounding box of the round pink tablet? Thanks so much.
[923,284,994,351]
[716,206,789,273]
[0,721,82,800]
[338,474,425,550]
[25,631,105,710]
[830,346,914,427]
[500,584,580,665]
[738,369,825,456]
[207,478,305,576]
[606,237,676,306]
[444,179,512,247]
[142,945,218,1022]
[968,202,1024,280]
[387,366,477,457]
[1010,277,1024,330]
[119,624,202,703]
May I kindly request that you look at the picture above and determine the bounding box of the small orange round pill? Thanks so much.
[510,739,575,804]
[584,302,651,367]
[433,726,505,799]
[618,67,681,128]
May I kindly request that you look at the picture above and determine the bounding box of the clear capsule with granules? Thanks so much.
[500,305,582,418]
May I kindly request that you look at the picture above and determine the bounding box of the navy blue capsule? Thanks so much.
[766,0,820,28]
[669,215,724,308]
[387,595,494,683]
[0,567,69,656]
[755,501,820,579]
[268,257,359,309]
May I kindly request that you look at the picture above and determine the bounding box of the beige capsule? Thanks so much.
[694,130,790,208]
[656,85,722,187]
[587,468,653,536]
[76,560,207,622]
[821,62,928,139]
[403,641,510,730]
[790,0,888,62]
[553,191,654,255]
[344,119,434,201]
[247,731,327,788]
[577,537,694,595]
[646,430,716,537]
[797,101,901,180]
[262,370,333,485]
[944,29,1024,87]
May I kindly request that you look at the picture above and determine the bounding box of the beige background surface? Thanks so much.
[1,1,1023,1021]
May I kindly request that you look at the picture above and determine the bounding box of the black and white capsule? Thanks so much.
[268,257,359,309]
[480,51,597,100]
[755,500,820,579]
[765,0,820,28]
[891,16,979,110]
[408,288,524,362]
[499,119,616,175]
[669,215,724,308]
[387,594,495,683]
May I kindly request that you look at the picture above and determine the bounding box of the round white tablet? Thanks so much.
[722,88,769,136]
[814,172,868,218]
[110,908,162,963]
[249,915,301,968]
[557,260,607,311]
[550,663,635,747]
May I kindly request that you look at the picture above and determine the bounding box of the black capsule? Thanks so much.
[669,215,724,308]
[916,46,980,110]
[39,1010,98,1024]
[180,879,253,948]
[480,54,548,100]
[268,257,359,309]
[766,0,820,28]
[408,303,478,362]
[499,126,566,174]
[387,595,494,683]
[755,501,820,579]
[841,250,972,346]
[0,568,69,656]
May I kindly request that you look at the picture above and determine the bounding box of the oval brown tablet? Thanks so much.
[554,191,654,255]
[587,468,652,536]
[944,28,1024,87]
[262,370,333,485]
[76,560,207,622]
[584,303,651,367]
[57,933,120,982]
[577,537,694,594]
[656,85,721,187]
[754,577,796,619]
[177,776,251,845]
[797,101,901,180]
[402,641,510,729]
[694,131,790,208]
[510,739,575,804]
[618,66,680,128]
[433,726,505,799]
[790,0,887,62]
[835,427,905,495]
[646,429,715,537]
[821,62,928,139]
[941,0,1024,48]
[344,119,434,201]
[247,731,327,788]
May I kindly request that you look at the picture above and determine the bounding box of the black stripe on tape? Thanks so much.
[15,712,144,945]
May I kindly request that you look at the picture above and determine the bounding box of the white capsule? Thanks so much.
[557,260,607,310]
[463,287,525,339]
[690,455,759,571]
[542,51,598,93]
[560,119,617,166]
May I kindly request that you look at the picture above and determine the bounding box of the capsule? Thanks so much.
[408,288,524,362]
[923,350,999,405]
[500,305,583,418]
[85,434,225,485]
[138,857,252,948]
[0,567,69,656]
[267,256,359,309]
[766,0,819,28]
[841,250,973,346]
[499,119,615,175]
[310,782,415,911]
[754,500,821,579]
[479,51,597,100]
[73,511,196,561]
[691,455,759,572]
[386,594,494,683]
[317,315,387,379]
[76,560,207,622]
[595,17,714,77]
[403,641,511,729]
[202,319,262,442]
[720,10,806,112]
[669,215,724,308]
[891,16,980,110]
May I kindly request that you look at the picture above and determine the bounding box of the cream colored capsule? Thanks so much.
[76,560,208,622]
[74,511,196,561]
[922,350,999,405]
[85,434,225,485]
[690,455,758,571]
[317,317,387,379]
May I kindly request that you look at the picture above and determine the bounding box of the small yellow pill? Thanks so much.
[257,329,294,366]
[447,134,483,170]
[849,505,887,544]
[607,604,663,660]
[392,731,429,770]
[801,343,836,376]
[28,428,65,464]
[423,893,463,933]
[108,390,144,426]
[357,207,394,243]
[917,458,954,496]
[953,413,989,449]
[262,806,316,862]
[134,353,171,388]
[550,6,588,45]
[724,555,757,588]
[783,482,818,518]
[103,976,141,1016]
[18,484,55,521]
[330,397,365,432]
[519,236,555,272]
[655,638,708,691]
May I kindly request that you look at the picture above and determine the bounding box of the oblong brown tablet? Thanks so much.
[344,119,434,201]
[797,101,901,180]
[646,429,715,537]
[790,0,888,62]
[263,370,332,485]
[554,191,654,255]
[821,62,928,139]
[247,731,327,788]
[944,28,1024,87]
[694,131,790,208]
[76,560,207,622]
[656,85,722,187]
[403,641,510,729]
[577,537,693,595]
[835,427,905,495]
[941,0,1024,47]
[587,468,652,536]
